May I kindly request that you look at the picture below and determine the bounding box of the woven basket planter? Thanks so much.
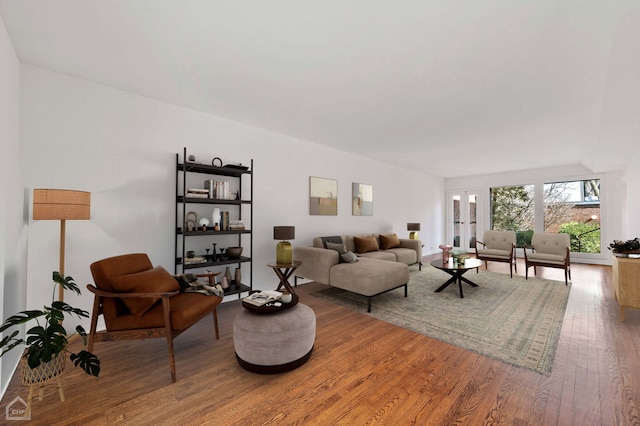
[21,354,66,385]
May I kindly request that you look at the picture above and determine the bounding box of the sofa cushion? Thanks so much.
[330,258,408,296]
[358,251,396,262]
[384,248,418,265]
[110,266,180,317]
[379,233,400,250]
[354,236,379,253]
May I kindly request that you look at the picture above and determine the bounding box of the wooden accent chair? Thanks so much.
[475,230,517,277]
[87,253,222,383]
[523,232,571,285]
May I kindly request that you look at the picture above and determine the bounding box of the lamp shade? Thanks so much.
[274,226,295,240]
[407,223,421,231]
[33,189,91,220]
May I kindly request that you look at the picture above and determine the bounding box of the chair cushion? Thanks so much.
[477,248,512,260]
[108,292,221,331]
[526,252,566,265]
[379,233,400,250]
[354,236,379,253]
[110,266,180,317]
[481,230,516,252]
[531,233,570,256]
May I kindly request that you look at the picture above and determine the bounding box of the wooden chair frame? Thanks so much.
[523,245,571,286]
[475,236,517,278]
[87,273,219,383]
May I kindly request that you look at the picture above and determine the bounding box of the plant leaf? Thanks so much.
[0,310,46,332]
[52,271,81,296]
[70,350,100,377]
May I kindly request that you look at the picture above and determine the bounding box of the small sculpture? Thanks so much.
[185,211,198,232]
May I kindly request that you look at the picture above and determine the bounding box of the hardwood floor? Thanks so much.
[2,257,640,425]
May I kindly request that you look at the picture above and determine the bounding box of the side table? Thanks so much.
[267,260,301,294]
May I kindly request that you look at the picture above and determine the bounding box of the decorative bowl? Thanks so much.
[226,246,243,259]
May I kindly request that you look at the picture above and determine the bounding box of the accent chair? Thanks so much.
[475,230,517,277]
[523,232,571,285]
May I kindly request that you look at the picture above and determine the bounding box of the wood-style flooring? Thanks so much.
[1,256,639,425]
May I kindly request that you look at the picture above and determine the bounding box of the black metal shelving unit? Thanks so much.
[175,147,253,297]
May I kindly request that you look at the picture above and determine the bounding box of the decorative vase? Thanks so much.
[234,268,242,287]
[221,276,229,289]
[224,267,232,286]
[212,208,221,229]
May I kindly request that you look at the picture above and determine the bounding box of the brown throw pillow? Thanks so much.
[379,233,400,250]
[354,236,379,253]
[110,266,180,317]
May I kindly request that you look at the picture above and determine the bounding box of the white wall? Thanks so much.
[625,151,640,238]
[0,16,26,397]
[446,164,626,265]
[20,64,443,328]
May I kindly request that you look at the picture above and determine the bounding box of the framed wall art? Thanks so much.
[352,182,373,216]
[309,176,338,215]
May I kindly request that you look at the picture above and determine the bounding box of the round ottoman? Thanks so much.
[233,303,316,374]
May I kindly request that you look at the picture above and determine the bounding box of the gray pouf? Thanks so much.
[233,303,316,373]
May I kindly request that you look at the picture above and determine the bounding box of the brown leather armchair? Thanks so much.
[87,253,222,383]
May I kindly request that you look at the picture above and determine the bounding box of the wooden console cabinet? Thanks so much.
[611,255,640,321]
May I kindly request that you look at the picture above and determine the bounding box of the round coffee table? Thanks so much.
[430,258,483,298]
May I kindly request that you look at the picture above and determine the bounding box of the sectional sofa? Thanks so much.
[294,233,422,312]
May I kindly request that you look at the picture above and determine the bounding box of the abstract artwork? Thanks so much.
[352,183,373,216]
[309,177,338,215]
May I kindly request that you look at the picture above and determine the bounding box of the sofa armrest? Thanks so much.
[399,238,422,261]
[293,246,339,284]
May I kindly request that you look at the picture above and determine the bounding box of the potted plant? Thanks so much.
[608,238,640,256]
[0,271,100,382]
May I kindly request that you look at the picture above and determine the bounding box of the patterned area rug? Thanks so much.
[311,266,571,375]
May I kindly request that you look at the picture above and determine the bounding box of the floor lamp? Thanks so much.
[33,189,91,302]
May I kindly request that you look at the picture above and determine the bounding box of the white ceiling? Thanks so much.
[1,0,639,178]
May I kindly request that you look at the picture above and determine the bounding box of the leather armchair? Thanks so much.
[87,253,222,382]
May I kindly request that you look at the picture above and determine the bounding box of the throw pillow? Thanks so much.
[325,241,347,254]
[354,235,379,253]
[341,251,359,263]
[320,236,343,248]
[110,266,180,317]
[379,233,401,250]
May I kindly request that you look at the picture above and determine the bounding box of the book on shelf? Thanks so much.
[242,290,282,306]
[183,256,207,264]
[221,211,230,231]
[186,188,209,199]
[229,220,245,230]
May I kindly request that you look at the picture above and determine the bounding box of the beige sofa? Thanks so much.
[294,234,422,312]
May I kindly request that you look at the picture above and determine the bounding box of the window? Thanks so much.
[489,185,534,248]
[489,179,601,253]
[544,179,600,253]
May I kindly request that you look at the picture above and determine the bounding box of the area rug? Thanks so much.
[311,266,571,375]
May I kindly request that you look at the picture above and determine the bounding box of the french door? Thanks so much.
[447,189,482,250]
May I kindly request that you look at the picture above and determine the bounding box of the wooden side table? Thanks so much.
[267,260,302,294]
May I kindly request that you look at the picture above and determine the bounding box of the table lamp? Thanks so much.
[407,223,420,240]
[33,189,91,302]
[274,226,295,265]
